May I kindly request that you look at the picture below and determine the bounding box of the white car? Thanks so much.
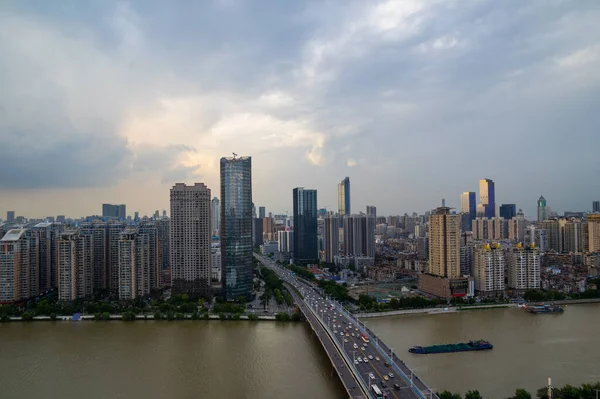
[354,360,359,365]
[353,343,358,349]
[358,357,363,363]
[369,373,375,379]
[363,357,369,363]
[340,332,344,336]
[368,355,373,360]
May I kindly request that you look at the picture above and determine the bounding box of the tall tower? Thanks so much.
[293,188,318,264]
[537,195,547,222]
[366,205,377,218]
[170,183,212,297]
[479,178,495,218]
[428,207,461,278]
[593,201,600,213]
[324,214,340,264]
[220,156,253,300]
[338,177,351,216]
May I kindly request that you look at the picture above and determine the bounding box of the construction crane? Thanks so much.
[232,152,237,159]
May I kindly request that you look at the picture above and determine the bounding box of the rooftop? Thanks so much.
[1,229,27,242]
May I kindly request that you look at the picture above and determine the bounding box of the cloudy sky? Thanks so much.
[1,0,599,220]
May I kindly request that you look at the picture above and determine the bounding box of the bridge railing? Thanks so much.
[305,295,374,399]
[333,298,438,399]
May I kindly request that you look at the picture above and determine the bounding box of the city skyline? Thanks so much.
[1,1,599,218]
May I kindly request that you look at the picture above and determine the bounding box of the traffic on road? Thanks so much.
[257,255,435,399]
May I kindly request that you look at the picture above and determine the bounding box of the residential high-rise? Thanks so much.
[220,156,253,300]
[460,192,476,231]
[277,230,294,254]
[508,211,526,242]
[102,204,126,221]
[57,229,93,301]
[170,183,212,297]
[338,177,351,216]
[211,197,220,236]
[107,222,126,292]
[428,207,461,278]
[31,222,62,291]
[540,219,561,252]
[563,219,582,253]
[293,188,318,264]
[80,222,108,292]
[507,243,540,290]
[537,196,547,223]
[587,213,600,253]
[324,215,340,264]
[259,206,266,219]
[593,201,600,213]
[0,229,39,303]
[478,179,495,218]
[211,243,221,283]
[473,243,505,293]
[118,226,158,300]
[499,204,517,220]
[6,211,15,223]
[366,206,377,219]
[343,214,376,259]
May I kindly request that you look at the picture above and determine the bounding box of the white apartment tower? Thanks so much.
[473,243,505,293]
[170,183,212,296]
[324,215,340,264]
[507,243,540,290]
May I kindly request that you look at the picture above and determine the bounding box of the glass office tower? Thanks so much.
[220,156,253,300]
[293,188,318,264]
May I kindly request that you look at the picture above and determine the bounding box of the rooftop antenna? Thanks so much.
[232,152,237,159]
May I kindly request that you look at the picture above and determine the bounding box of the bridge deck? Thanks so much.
[259,255,439,399]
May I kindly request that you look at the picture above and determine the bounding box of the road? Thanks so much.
[257,255,437,399]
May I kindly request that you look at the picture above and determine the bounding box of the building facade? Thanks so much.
[499,204,516,220]
[428,207,461,278]
[324,214,340,264]
[0,229,39,303]
[211,197,220,236]
[220,156,253,300]
[170,183,212,297]
[473,243,505,293]
[57,229,93,301]
[507,243,540,290]
[292,188,318,264]
[338,177,351,216]
[537,196,547,223]
[478,179,496,218]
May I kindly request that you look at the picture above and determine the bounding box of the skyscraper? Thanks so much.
[343,214,376,258]
[293,188,318,264]
[324,214,340,264]
[366,205,377,218]
[428,207,461,278]
[460,192,476,231]
[537,195,547,222]
[499,204,517,220]
[6,211,15,223]
[170,183,212,297]
[211,197,220,236]
[220,156,253,300]
[338,177,351,216]
[259,206,266,219]
[587,213,600,253]
[593,201,600,213]
[478,179,495,218]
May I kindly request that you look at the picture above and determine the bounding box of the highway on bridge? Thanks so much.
[258,255,438,399]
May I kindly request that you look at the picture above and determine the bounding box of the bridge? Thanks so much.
[257,255,439,399]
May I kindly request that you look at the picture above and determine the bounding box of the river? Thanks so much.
[367,303,600,398]
[1,304,598,399]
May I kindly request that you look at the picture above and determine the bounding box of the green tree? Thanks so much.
[203,312,209,320]
[21,312,34,322]
[507,389,531,399]
[154,311,162,320]
[465,390,483,399]
[219,312,226,321]
[439,391,462,399]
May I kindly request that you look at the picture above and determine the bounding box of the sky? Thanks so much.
[1,0,599,220]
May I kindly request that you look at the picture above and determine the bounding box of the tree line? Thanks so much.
[439,381,600,399]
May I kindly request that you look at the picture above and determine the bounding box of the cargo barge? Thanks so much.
[524,303,564,314]
[408,340,493,355]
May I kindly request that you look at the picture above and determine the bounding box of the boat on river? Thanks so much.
[524,303,564,314]
[408,340,493,355]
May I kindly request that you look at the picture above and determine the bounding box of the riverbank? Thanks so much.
[3,313,300,322]
[353,298,600,318]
